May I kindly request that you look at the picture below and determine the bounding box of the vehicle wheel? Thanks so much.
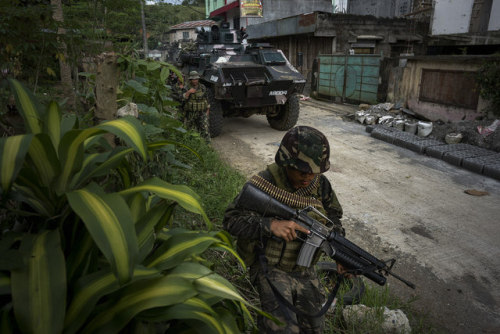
[267,93,300,131]
[206,88,223,138]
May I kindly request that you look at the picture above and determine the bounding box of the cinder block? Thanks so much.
[462,154,500,173]
[407,140,445,154]
[462,159,485,173]
[483,163,500,181]
[442,149,496,167]
[425,144,475,159]
[371,127,396,144]
[392,132,418,148]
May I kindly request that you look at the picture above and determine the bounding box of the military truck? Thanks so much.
[176,22,306,137]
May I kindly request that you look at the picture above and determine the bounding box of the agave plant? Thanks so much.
[0,79,257,333]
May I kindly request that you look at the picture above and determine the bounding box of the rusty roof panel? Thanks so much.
[170,20,216,30]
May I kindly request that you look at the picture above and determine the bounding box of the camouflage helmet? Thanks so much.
[275,126,330,174]
[188,70,200,80]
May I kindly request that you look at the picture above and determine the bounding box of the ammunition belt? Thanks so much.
[249,175,322,209]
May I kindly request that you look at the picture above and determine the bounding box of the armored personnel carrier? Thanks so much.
[176,22,306,137]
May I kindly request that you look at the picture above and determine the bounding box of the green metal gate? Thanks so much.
[316,54,381,104]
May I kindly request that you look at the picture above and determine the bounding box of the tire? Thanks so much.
[267,93,300,131]
[206,88,223,138]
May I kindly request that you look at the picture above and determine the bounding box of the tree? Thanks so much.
[0,1,58,86]
[476,60,500,117]
[140,0,149,57]
[51,0,76,108]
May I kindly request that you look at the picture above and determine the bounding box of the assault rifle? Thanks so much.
[235,183,415,289]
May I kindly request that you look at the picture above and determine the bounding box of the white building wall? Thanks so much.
[245,0,333,26]
[431,0,474,35]
[489,0,500,31]
[170,29,194,43]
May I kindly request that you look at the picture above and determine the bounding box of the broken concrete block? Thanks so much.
[445,132,463,144]
[394,120,405,130]
[342,305,411,334]
[404,121,417,134]
[365,115,377,125]
[417,121,433,137]
[117,102,139,118]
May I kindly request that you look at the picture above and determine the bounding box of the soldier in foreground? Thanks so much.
[182,70,210,142]
[223,126,349,333]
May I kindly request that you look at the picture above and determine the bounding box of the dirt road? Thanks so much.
[211,99,500,333]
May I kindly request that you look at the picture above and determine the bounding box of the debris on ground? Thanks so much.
[117,102,139,118]
[354,103,433,138]
[352,103,500,152]
[299,94,310,101]
[342,304,411,334]
[464,189,490,196]
[477,119,499,136]
[445,132,463,144]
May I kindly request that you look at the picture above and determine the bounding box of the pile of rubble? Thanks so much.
[354,103,434,139]
[354,103,500,150]
[353,103,500,180]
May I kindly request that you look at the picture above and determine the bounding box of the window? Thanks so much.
[182,31,189,40]
[261,52,286,65]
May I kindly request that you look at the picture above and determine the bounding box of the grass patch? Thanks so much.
[324,278,442,333]
[142,131,247,229]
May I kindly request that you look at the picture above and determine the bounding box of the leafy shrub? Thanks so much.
[476,60,500,117]
[0,79,258,333]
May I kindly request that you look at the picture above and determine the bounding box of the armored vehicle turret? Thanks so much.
[176,22,306,137]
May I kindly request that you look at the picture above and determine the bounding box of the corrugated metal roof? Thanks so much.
[170,20,216,30]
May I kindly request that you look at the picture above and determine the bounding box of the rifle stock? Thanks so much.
[235,183,415,289]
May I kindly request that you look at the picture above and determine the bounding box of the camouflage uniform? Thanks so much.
[183,71,210,142]
[223,126,344,333]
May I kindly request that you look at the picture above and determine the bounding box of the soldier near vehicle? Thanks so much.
[176,21,306,138]
[182,70,210,142]
[223,126,350,333]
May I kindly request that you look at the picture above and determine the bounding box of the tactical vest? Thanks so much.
[184,84,208,112]
[238,164,329,272]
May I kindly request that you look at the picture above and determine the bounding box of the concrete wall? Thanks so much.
[431,0,474,35]
[347,0,413,18]
[312,13,428,56]
[169,29,195,43]
[389,56,493,121]
[245,0,333,25]
[247,12,429,94]
[489,0,500,30]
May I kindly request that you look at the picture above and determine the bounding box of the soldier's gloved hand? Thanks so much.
[270,219,310,242]
[336,262,354,279]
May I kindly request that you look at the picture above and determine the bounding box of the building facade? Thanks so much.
[347,0,415,18]
[206,0,334,29]
[167,20,216,43]
[428,0,500,55]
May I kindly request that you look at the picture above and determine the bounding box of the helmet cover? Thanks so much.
[275,126,330,174]
[188,70,200,80]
